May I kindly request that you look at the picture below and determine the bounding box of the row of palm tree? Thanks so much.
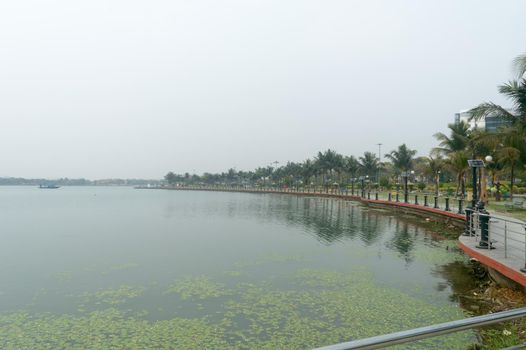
[165,144,419,192]
[165,54,526,200]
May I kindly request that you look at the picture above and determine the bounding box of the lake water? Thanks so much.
[0,186,478,349]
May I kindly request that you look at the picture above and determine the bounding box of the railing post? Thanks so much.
[396,193,399,202]
[504,221,508,259]
[375,192,378,200]
[414,195,418,205]
[424,195,428,207]
[463,207,473,236]
[434,196,439,209]
[457,199,464,214]
[367,192,371,200]
[476,211,492,249]
[521,226,526,273]
[388,193,392,202]
[445,197,450,211]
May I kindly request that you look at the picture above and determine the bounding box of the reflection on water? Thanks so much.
[0,187,481,349]
[185,194,442,262]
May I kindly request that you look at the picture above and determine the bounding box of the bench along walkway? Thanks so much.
[139,185,526,288]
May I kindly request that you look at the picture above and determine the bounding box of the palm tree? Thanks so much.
[359,152,379,178]
[497,146,521,199]
[446,151,469,198]
[433,121,471,156]
[513,53,526,79]
[315,149,344,192]
[385,144,417,199]
[468,54,526,200]
[469,54,526,162]
[384,144,417,173]
[301,159,316,189]
[423,156,444,196]
[344,155,360,193]
[344,155,360,179]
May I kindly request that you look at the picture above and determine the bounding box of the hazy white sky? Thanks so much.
[1,0,525,179]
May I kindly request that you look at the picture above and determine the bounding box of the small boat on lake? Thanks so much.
[39,184,60,189]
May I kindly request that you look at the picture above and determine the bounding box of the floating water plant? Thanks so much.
[164,276,228,300]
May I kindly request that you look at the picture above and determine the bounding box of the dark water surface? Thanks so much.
[0,187,479,349]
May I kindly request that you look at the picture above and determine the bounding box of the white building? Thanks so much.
[454,109,483,130]
[454,108,512,132]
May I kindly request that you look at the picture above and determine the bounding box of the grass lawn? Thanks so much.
[486,202,526,222]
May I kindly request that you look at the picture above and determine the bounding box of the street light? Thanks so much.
[359,176,365,197]
[436,170,441,196]
[401,171,412,203]
[376,143,382,185]
[468,159,485,209]
[481,155,493,203]
[402,172,408,203]
[466,159,492,248]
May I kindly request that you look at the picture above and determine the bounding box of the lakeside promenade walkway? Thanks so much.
[140,185,526,288]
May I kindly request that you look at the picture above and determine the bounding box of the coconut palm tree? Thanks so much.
[423,156,444,196]
[433,121,471,156]
[344,155,360,180]
[359,152,378,178]
[344,155,360,193]
[301,159,316,189]
[513,53,526,79]
[446,151,469,198]
[469,54,526,162]
[315,149,344,192]
[384,144,417,173]
[468,54,526,200]
[497,146,521,199]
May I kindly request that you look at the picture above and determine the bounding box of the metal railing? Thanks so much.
[468,211,526,271]
[313,307,526,350]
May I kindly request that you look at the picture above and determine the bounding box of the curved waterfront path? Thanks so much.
[138,185,526,289]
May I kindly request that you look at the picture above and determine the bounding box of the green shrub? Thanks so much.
[379,177,390,189]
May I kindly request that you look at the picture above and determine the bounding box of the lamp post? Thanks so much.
[436,170,441,196]
[481,155,492,205]
[467,159,491,247]
[470,160,479,208]
[402,170,414,203]
[376,143,382,185]
[404,172,409,203]
[359,176,365,197]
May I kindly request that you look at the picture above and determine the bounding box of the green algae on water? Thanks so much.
[0,269,477,350]
[164,276,229,300]
[81,285,144,305]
